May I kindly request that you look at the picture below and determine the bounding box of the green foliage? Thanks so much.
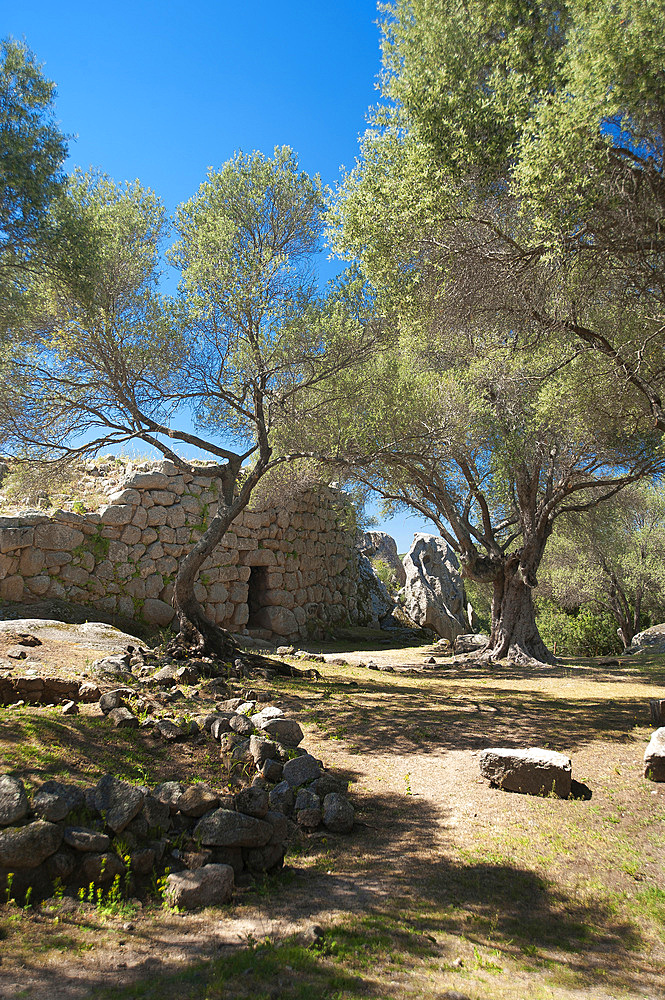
[0,38,69,337]
[464,579,492,634]
[535,599,622,657]
[0,458,78,505]
[539,483,665,647]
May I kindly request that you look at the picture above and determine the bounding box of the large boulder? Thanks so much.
[0,820,63,868]
[359,531,406,588]
[644,728,665,781]
[480,747,572,798]
[165,863,234,909]
[193,808,272,847]
[401,534,468,640]
[354,551,395,627]
[630,623,665,655]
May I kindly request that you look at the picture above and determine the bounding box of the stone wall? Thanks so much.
[0,461,359,641]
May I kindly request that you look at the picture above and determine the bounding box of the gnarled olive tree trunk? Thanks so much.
[484,559,555,665]
[468,535,555,666]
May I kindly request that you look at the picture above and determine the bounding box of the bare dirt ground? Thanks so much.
[1,606,665,999]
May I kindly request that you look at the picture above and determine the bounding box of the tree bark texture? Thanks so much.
[171,498,247,660]
[482,557,556,666]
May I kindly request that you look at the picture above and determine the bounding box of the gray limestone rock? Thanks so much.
[0,820,63,868]
[249,734,279,765]
[282,753,322,788]
[258,717,303,748]
[165,863,234,909]
[91,655,132,681]
[322,793,354,833]
[0,775,28,827]
[295,789,320,812]
[210,716,233,739]
[268,780,295,816]
[152,665,179,688]
[155,719,183,741]
[99,689,129,714]
[250,705,284,726]
[193,808,272,848]
[402,534,469,640]
[360,530,406,587]
[312,773,348,798]
[33,780,84,822]
[92,774,145,832]
[143,793,172,831]
[354,550,395,627]
[153,781,185,813]
[479,747,572,798]
[177,783,220,817]
[229,714,255,737]
[644,728,665,781]
[108,706,139,729]
[260,759,283,783]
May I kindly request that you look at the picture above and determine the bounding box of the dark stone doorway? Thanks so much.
[247,565,268,627]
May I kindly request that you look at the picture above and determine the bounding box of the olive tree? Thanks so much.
[538,483,665,649]
[323,0,665,663]
[0,149,378,658]
[0,38,89,340]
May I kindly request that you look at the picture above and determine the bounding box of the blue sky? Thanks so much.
[2,0,436,551]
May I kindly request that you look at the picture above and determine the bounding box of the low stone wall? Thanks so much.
[0,461,359,641]
[0,695,355,909]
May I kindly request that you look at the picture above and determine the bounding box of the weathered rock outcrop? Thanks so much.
[359,531,406,588]
[630,623,665,655]
[401,534,468,640]
[354,551,395,627]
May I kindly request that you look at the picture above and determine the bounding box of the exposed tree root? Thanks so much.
[165,616,320,679]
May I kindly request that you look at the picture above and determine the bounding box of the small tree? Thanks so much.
[538,483,665,649]
[0,150,378,658]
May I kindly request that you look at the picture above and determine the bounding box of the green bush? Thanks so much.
[535,599,622,657]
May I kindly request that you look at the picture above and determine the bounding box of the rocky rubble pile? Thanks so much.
[0,687,355,909]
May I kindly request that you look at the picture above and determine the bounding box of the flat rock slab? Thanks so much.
[0,619,143,652]
[480,747,572,798]
[644,728,665,781]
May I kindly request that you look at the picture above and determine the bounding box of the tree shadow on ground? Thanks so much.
[1,787,659,1000]
[293,675,652,755]
[0,711,226,788]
